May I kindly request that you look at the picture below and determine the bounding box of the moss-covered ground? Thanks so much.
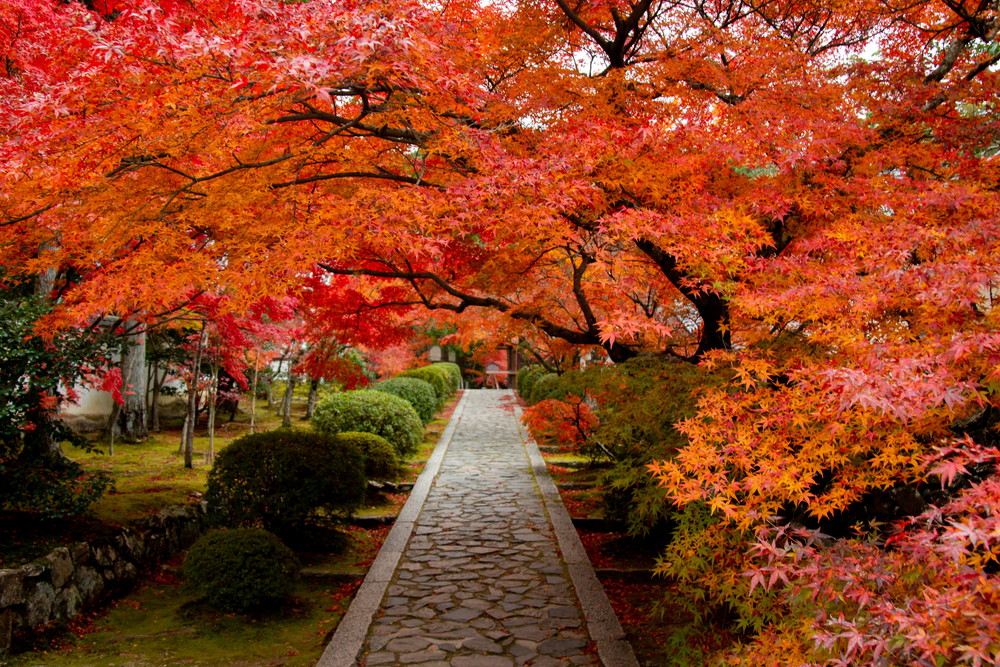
[3,390,464,666]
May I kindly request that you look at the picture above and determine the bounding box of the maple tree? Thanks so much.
[2,0,1000,659]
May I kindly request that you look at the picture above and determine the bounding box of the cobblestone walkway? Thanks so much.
[317,389,636,667]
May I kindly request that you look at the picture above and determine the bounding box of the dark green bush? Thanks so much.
[527,372,562,405]
[429,362,462,393]
[183,528,299,613]
[311,390,424,457]
[516,364,547,400]
[398,366,451,407]
[205,429,366,534]
[332,431,400,481]
[372,377,437,424]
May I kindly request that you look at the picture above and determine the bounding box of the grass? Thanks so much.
[3,390,465,666]
[9,534,370,667]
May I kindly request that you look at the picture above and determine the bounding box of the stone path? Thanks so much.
[317,389,637,667]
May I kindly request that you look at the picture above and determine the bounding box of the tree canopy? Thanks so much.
[2,0,1000,659]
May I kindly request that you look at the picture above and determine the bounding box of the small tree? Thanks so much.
[0,287,116,517]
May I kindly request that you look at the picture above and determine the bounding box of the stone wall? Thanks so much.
[0,503,207,658]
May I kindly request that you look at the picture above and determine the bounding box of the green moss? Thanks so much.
[7,530,370,667]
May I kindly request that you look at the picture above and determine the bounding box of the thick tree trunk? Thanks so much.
[117,322,148,442]
[305,378,320,420]
[34,260,56,299]
[281,373,297,428]
[634,239,732,362]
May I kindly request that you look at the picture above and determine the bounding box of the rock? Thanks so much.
[91,544,116,567]
[69,543,90,564]
[538,637,587,657]
[21,562,44,578]
[113,559,137,582]
[73,565,104,603]
[0,571,25,607]
[44,548,74,589]
[54,586,82,622]
[0,609,14,657]
[25,581,55,627]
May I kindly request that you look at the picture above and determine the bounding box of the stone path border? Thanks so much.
[514,401,638,667]
[315,390,638,667]
[316,391,471,667]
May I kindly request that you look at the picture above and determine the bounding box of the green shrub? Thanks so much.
[332,431,400,481]
[429,362,461,393]
[183,528,299,613]
[205,429,366,534]
[398,366,451,406]
[547,357,726,534]
[516,364,547,400]
[311,390,424,458]
[372,377,437,424]
[528,372,561,405]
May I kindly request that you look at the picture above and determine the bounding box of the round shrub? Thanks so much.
[184,528,299,613]
[430,362,462,393]
[206,429,366,534]
[517,364,546,399]
[372,377,437,424]
[400,366,451,406]
[312,390,424,458]
[528,372,562,405]
[332,431,400,481]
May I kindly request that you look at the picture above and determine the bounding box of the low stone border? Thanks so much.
[315,390,471,667]
[0,503,207,658]
[515,402,641,667]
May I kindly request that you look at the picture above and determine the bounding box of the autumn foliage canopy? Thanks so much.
[3,0,1000,661]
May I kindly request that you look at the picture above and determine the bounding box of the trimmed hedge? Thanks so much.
[372,377,437,424]
[184,528,299,613]
[205,429,366,534]
[332,431,400,481]
[516,364,547,399]
[399,366,451,407]
[429,362,461,393]
[312,389,424,458]
[528,372,561,405]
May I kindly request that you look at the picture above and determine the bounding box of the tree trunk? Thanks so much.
[305,378,320,420]
[281,373,297,428]
[205,359,219,464]
[22,259,66,464]
[249,348,260,434]
[18,401,71,468]
[184,326,206,469]
[179,412,189,455]
[117,322,148,442]
[105,401,121,455]
[268,354,286,410]
[34,267,56,299]
[148,359,163,432]
[634,239,732,362]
